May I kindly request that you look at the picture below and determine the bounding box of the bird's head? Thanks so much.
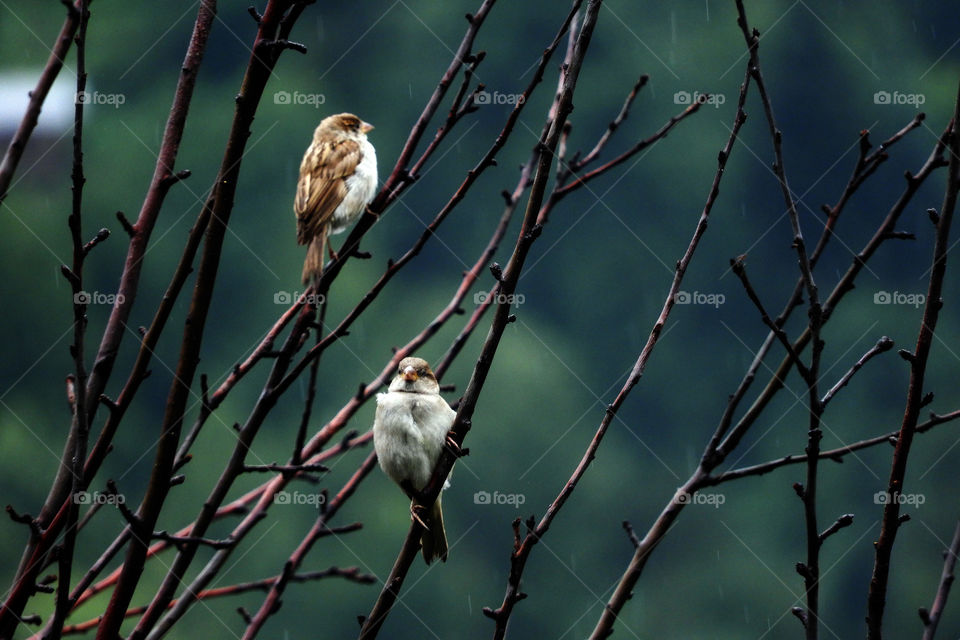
[314,113,374,142]
[389,357,440,395]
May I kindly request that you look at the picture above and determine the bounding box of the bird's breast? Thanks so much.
[330,141,377,233]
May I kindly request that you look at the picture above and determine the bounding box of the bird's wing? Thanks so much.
[295,137,362,245]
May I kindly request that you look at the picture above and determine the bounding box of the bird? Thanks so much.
[294,112,378,285]
[373,357,456,564]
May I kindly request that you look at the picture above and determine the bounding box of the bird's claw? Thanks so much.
[445,434,467,457]
[410,502,429,529]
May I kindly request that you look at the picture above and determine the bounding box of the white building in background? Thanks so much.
[0,71,74,136]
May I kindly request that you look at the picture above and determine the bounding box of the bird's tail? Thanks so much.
[421,497,448,564]
[301,233,328,285]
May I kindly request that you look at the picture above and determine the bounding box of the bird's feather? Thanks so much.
[295,137,362,244]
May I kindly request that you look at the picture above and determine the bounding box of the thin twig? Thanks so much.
[703,408,960,485]
[920,521,960,640]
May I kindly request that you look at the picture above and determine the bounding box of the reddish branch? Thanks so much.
[0,3,216,634]
[127,4,508,636]
[144,96,534,635]
[866,83,960,640]
[59,567,374,635]
[241,452,378,638]
[96,3,310,638]
[56,431,369,628]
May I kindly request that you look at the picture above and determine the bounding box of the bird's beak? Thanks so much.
[360,121,374,134]
[401,365,418,382]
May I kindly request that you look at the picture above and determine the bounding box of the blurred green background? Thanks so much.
[1,1,959,638]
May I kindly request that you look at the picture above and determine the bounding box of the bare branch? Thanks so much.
[866,82,960,640]
[359,2,596,636]
[920,521,960,640]
[0,0,83,204]
[821,337,894,408]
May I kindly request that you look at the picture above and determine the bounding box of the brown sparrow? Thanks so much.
[294,112,378,284]
[373,357,455,564]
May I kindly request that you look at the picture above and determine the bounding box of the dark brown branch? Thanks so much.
[866,82,960,640]
[735,6,827,630]
[309,0,499,294]
[622,521,641,549]
[359,2,596,637]
[707,111,943,470]
[242,462,329,474]
[0,0,82,205]
[920,521,960,640]
[712,122,950,464]
[434,160,533,380]
[6,506,42,539]
[548,95,702,209]
[586,57,753,640]
[730,256,810,381]
[705,408,960,485]
[571,74,648,171]
[821,337,894,408]
[49,4,92,637]
[151,531,233,551]
[819,514,854,543]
